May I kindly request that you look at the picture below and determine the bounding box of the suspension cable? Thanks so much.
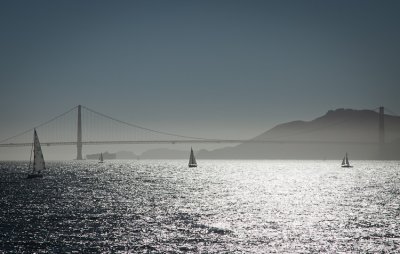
[0,105,78,144]
[81,105,210,140]
[384,108,400,117]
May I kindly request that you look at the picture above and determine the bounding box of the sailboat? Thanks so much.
[188,147,197,167]
[27,129,45,179]
[99,153,104,163]
[341,152,352,168]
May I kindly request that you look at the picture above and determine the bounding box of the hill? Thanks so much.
[197,108,400,160]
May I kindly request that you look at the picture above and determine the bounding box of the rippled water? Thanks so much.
[0,160,399,253]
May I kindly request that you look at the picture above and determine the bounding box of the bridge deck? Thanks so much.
[0,139,377,147]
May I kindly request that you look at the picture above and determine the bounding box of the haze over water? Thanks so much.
[1,160,399,253]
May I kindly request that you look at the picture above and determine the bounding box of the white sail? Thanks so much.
[189,148,197,166]
[345,153,349,165]
[341,157,346,165]
[33,129,45,172]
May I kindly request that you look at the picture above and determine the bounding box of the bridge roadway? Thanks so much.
[0,139,376,147]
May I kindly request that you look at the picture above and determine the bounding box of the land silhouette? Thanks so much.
[198,108,400,160]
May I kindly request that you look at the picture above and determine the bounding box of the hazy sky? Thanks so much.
[1,0,400,149]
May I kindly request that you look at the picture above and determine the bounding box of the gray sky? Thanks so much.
[1,0,400,158]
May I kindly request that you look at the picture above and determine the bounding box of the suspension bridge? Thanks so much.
[0,105,391,159]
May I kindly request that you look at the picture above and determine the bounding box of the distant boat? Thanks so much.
[99,153,104,163]
[188,147,197,167]
[27,129,45,179]
[341,153,353,168]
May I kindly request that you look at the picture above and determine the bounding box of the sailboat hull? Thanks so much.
[188,164,197,168]
[341,165,353,168]
[27,173,43,179]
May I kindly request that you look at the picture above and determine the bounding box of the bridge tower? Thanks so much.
[77,105,83,160]
[379,106,384,145]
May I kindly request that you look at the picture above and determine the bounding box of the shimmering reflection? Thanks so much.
[1,160,399,253]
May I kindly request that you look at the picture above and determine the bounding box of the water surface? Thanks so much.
[0,160,399,253]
